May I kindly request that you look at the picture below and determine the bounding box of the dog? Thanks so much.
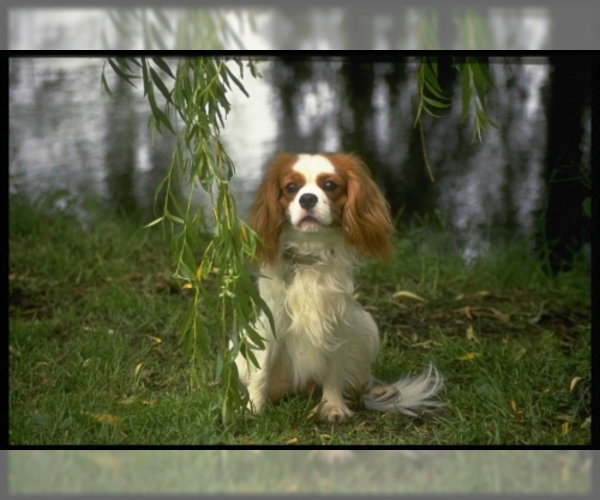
[233,153,444,422]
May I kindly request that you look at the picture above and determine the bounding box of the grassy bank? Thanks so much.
[9,195,591,445]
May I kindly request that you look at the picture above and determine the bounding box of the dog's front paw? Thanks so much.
[246,391,266,415]
[319,401,354,423]
[247,399,265,415]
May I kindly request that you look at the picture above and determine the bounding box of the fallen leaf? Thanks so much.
[154,281,169,291]
[510,400,522,415]
[490,307,510,322]
[134,362,143,375]
[124,273,143,281]
[528,302,546,324]
[181,282,193,290]
[392,290,427,302]
[514,347,527,361]
[569,377,582,392]
[455,293,465,301]
[146,335,162,344]
[556,414,574,422]
[466,325,476,340]
[140,369,155,379]
[115,396,137,405]
[456,352,481,361]
[82,412,121,426]
[561,422,570,435]
[476,291,491,298]
[464,306,474,320]
[285,437,298,444]
[411,340,433,348]
[306,404,320,420]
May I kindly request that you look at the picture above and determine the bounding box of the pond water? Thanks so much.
[9,58,276,222]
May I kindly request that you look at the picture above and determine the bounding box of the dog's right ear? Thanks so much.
[247,153,297,264]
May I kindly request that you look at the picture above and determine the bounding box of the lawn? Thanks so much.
[9,193,591,445]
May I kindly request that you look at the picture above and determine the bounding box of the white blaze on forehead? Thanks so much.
[292,154,335,183]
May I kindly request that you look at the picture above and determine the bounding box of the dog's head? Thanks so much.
[248,153,395,263]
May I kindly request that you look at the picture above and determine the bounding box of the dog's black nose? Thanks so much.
[299,193,318,209]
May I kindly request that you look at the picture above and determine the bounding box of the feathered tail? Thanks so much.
[362,364,445,416]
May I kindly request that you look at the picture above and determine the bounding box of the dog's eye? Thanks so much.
[323,181,337,192]
[285,182,298,194]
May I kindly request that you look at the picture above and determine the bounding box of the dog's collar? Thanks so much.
[282,248,326,266]
[281,248,331,284]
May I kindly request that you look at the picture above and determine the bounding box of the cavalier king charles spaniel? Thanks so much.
[234,153,444,423]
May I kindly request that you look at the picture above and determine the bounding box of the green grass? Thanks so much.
[9,450,591,494]
[9,194,591,445]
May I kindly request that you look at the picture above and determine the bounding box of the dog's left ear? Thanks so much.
[328,154,395,261]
